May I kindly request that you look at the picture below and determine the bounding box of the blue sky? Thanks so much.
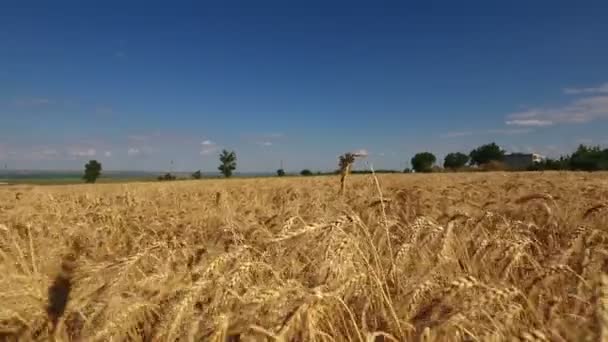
[1,1,608,172]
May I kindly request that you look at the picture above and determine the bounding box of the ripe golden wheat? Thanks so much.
[1,171,608,341]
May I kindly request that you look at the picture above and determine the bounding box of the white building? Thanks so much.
[503,153,546,170]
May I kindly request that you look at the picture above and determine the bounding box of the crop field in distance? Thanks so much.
[2,172,608,341]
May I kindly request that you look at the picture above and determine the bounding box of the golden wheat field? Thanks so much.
[2,172,608,341]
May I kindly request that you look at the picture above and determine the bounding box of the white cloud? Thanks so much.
[352,149,369,157]
[563,83,608,95]
[245,133,285,147]
[41,148,58,156]
[505,119,554,127]
[70,148,96,157]
[127,148,140,156]
[200,147,218,156]
[104,151,112,157]
[506,83,608,125]
[200,140,219,155]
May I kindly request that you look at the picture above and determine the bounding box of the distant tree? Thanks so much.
[570,144,608,171]
[411,152,436,173]
[218,150,237,178]
[300,169,313,176]
[469,142,505,166]
[528,157,570,171]
[192,170,202,179]
[83,160,102,183]
[403,168,412,173]
[158,173,176,181]
[444,152,470,170]
[276,169,286,177]
[431,165,444,173]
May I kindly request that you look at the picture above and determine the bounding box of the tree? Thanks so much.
[158,173,176,181]
[83,160,102,183]
[570,144,608,171]
[192,170,202,179]
[411,152,436,173]
[469,142,505,166]
[277,169,286,177]
[528,157,569,171]
[300,169,313,176]
[218,150,237,178]
[444,152,470,170]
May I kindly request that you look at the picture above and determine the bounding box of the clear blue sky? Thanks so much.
[1,0,607,172]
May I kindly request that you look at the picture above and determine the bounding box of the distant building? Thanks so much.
[503,153,545,170]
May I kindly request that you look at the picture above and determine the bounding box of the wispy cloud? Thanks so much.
[505,119,553,127]
[352,149,369,156]
[14,97,54,107]
[440,131,474,138]
[200,147,219,156]
[245,132,285,147]
[441,128,532,138]
[200,140,219,155]
[127,147,140,156]
[11,146,61,161]
[563,83,608,95]
[69,148,96,157]
[506,83,608,126]
[39,148,59,157]
[128,135,150,142]
[104,151,112,157]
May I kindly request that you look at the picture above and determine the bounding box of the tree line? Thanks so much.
[410,143,608,173]
[410,142,505,173]
[80,143,608,183]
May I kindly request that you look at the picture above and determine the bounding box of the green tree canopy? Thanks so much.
[192,170,202,179]
[218,150,237,178]
[469,142,505,166]
[443,152,470,169]
[411,152,436,173]
[300,169,313,176]
[277,169,286,177]
[83,160,102,183]
[570,144,608,171]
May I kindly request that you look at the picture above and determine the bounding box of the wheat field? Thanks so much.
[1,172,608,341]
